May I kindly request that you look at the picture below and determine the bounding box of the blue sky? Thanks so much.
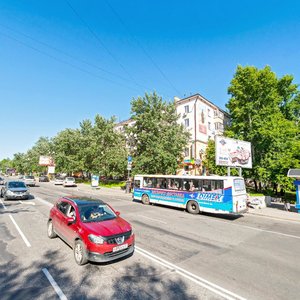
[1,0,300,159]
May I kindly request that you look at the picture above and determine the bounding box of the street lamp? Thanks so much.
[125,132,137,193]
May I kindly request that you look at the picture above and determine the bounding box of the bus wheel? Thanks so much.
[187,201,199,214]
[142,194,150,205]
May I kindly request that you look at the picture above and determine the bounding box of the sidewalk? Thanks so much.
[76,183,132,198]
[247,203,300,223]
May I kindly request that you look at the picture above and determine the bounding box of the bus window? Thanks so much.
[174,178,182,190]
[203,180,212,191]
[134,180,141,188]
[183,180,191,191]
[234,179,245,192]
[191,179,200,191]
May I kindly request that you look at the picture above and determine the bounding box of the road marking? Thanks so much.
[19,200,36,205]
[136,246,246,300]
[140,215,167,224]
[0,199,7,209]
[34,196,53,208]
[9,214,31,247]
[197,215,300,240]
[231,223,300,240]
[42,268,68,300]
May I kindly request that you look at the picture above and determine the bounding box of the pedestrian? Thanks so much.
[286,201,291,212]
[284,200,290,212]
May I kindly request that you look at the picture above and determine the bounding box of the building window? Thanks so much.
[208,122,211,130]
[208,109,211,117]
[184,147,189,157]
[184,105,189,113]
[215,122,224,130]
[184,119,189,128]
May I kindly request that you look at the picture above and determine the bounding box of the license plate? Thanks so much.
[113,243,128,252]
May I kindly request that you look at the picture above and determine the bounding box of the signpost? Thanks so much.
[91,175,99,188]
[287,169,300,213]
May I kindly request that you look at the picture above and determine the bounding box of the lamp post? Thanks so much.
[125,132,137,193]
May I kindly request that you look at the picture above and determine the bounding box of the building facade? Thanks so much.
[114,93,230,175]
[175,94,230,175]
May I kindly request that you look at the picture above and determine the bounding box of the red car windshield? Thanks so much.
[79,204,116,223]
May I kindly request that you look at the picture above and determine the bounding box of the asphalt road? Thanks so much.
[1,181,300,300]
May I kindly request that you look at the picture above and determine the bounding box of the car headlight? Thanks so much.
[6,190,13,195]
[88,234,105,244]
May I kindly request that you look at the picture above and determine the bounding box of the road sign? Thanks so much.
[128,156,132,162]
[127,163,132,170]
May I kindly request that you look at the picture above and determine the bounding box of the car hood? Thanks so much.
[9,187,28,192]
[82,217,131,237]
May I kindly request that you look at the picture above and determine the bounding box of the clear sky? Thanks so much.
[1,0,300,159]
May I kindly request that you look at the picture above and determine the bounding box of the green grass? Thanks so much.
[80,180,125,188]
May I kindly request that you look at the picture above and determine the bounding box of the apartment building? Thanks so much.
[175,94,230,175]
[115,93,230,175]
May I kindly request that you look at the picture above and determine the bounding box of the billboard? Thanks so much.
[215,136,252,168]
[39,156,54,166]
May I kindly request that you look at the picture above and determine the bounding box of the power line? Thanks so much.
[64,0,146,91]
[0,23,133,84]
[104,0,182,97]
[0,23,136,81]
[0,31,141,92]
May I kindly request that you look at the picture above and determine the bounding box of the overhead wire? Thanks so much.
[64,0,148,91]
[0,31,141,92]
[0,23,133,84]
[104,0,182,97]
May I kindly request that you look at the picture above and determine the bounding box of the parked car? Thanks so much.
[54,177,64,185]
[47,197,135,265]
[0,177,5,185]
[23,175,36,187]
[63,177,76,187]
[0,181,30,200]
[39,175,50,182]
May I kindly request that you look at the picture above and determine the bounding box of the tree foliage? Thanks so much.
[128,92,189,174]
[226,65,300,190]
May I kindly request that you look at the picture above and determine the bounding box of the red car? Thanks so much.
[47,196,135,265]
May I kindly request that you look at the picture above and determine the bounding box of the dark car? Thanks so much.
[47,197,135,265]
[0,181,30,200]
[39,175,50,182]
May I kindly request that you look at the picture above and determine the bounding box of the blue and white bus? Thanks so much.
[133,174,248,215]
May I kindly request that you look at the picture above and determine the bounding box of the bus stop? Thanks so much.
[287,169,300,213]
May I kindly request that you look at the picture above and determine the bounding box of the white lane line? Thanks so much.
[140,215,167,224]
[19,200,36,205]
[198,216,300,240]
[231,224,300,240]
[0,199,7,209]
[34,196,53,208]
[9,214,31,247]
[42,268,68,300]
[136,246,246,300]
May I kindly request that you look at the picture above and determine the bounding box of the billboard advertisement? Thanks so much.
[39,156,54,166]
[215,136,252,168]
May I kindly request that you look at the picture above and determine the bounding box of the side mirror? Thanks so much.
[116,211,120,216]
[67,217,76,225]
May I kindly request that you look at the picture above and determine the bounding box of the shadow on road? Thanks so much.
[1,248,196,299]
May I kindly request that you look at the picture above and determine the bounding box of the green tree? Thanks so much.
[89,115,127,177]
[128,92,189,174]
[53,129,83,174]
[226,65,300,191]
[0,158,12,173]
